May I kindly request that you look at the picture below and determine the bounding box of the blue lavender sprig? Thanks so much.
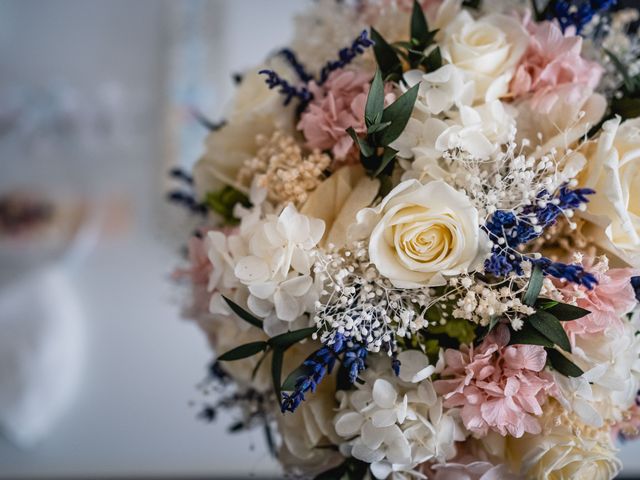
[167,190,207,216]
[632,276,640,302]
[259,69,313,106]
[280,334,367,413]
[484,185,597,288]
[318,30,374,85]
[542,0,617,34]
[278,48,314,83]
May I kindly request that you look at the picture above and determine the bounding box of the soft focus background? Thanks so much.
[0,1,639,478]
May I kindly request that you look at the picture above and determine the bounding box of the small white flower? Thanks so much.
[333,356,461,478]
[232,203,325,335]
[401,65,474,117]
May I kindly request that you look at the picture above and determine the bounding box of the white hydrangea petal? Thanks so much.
[290,247,312,275]
[370,461,393,480]
[273,289,300,322]
[248,281,277,300]
[247,294,273,318]
[398,350,435,383]
[371,409,398,428]
[280,274,312,297]
[372,379,398,409]
[352,443,386,464]
[234,256,270,283]
[361,420,386,449]
[335,412,365,437]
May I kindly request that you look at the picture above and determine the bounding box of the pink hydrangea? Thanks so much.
[434,326,556,438]
[172,234,213,316]
[297,70,394,162]
[510,19,603,113]
[555,259,640,344]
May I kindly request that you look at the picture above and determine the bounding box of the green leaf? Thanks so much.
[371,27,403,81]
[542,302,591,321]
[365,70,385,126]
[218,341,268,361]
[523,266,543,307]
[281,363,312,391]
[372,146,398,177]
[422,46,442,72]
[509,324,554,348]
[222,295,264,329]
[367,121,392,134]
[410,0,429,44]
[346,126,375,157]
[528,311,571,352]
[379,83,420,145]
[546,348,584,377]
[271,348,284,401]
[268,326,317,350]
[612,97,640,120]
[251,350,269,380]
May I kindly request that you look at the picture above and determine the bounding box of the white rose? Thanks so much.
[509,404,622,480]
[193,58,296,198]
[440,11,528,103]
[578,116,640,268]
[353,180,488,287]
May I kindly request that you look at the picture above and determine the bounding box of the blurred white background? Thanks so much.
[0,0,639,478]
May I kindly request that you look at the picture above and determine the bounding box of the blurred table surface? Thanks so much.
[0,231,281,478]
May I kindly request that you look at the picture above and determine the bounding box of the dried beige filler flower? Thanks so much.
[237,131,331,207]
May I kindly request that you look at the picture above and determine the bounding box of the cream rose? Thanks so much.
[508,403,622,480]
[578,116,640,268]
[353,180,488,287]
[440,11,528,103]
[193,58,295,198]
[301,165,379,249]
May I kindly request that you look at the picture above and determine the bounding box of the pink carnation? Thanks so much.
[556,259,639,344]
[297,70,394,162]
[510,20,603,113]
[434,326,555,438]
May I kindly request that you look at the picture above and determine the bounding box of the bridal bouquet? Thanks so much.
[171,0,640,478]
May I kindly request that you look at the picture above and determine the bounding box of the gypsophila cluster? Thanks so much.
[449,274,536,331]
[436,135,579,223]
[313,241,432,355]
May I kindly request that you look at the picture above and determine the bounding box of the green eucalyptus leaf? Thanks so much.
[541,302,591,321]
[523,266,543,307]
[422,46,442,71]
[371,27,403,81]
[367,121,392,134]
[546,348,584,377]
[271,348,284,401]
[379,83,420,145]
[222,295,264,329]
[528,310,571,352]
[372,146,399,177]
[218,341,268,361]
[365,70,385,126]
[410,0,429,44]
[268,326,317,350]
[346,126,375,157]
[509,324,554,348]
